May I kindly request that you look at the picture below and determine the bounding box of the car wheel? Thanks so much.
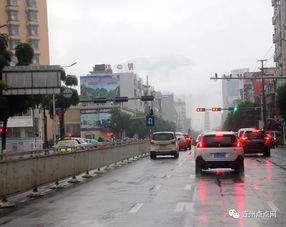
[195,160,202,175]
[234,159,244,175]
[264,149,271,157]
[150,153,156,159]
[174,153,179,159]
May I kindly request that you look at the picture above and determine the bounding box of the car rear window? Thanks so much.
[203,135,237,147]
[152,133,174,141]
[244,131,265,138]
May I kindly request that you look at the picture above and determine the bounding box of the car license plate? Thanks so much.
[159,144,166,147]
[213,153,226,158]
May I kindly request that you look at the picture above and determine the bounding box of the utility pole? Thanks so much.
[258,59,267,129]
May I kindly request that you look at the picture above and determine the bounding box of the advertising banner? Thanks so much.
[80,75,120,99]
[80,109,112,130]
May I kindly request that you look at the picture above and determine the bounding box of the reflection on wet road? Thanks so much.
[1,147,286,226]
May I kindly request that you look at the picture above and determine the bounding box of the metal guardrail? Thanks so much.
[0,140,150,207]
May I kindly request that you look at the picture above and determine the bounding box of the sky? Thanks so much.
[47,0,274,131]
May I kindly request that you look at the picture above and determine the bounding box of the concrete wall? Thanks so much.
[0,142,149,197]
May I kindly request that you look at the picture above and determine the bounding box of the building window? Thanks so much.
[28,25,38,36]
[32,54,40,64]
[7,0,17,6]
[27,0,36,7]
[27,10,37,21]
[8,10,18,21]
[29,39,39,50]
[9,24,19,36]
[10,39,20,49]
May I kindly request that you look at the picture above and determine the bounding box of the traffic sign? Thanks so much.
[146,115,155,127]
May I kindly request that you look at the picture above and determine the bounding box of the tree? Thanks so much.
[47,75,79,140]
[277,84,286,120]
[223,102,261,131]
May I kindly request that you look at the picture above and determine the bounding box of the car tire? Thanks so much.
[150,153,156,159]
[234,158,244,175]
[174,153,179,159]
[195,160,202,175]
[264,149,271,157]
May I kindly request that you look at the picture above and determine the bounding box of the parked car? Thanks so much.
[240,129,271,156]
[195,131,244,175]
[64,137,89,146]
[150,131,179,159]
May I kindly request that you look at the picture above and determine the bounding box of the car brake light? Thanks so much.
[150,141,155,145]
[197,142,204,148]
[241,136,248,141]
[215,133,223,137]
[252,129,259,133]
[264,136,270,143]
[236,141,242,147]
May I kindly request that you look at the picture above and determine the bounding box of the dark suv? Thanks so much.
[240,130,271,157]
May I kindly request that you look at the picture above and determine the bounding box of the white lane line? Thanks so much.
[175,202,193,212]
[129,203,144,213]
[153,185,161,192]
[185,185,192,190]
[267,201,280,212]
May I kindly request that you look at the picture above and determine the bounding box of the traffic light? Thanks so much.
[115,96,128,102]
[196,108,206,112]
[94,97,107,103]
[233,104,238,114]
[0,128,8,133]
[141,95,154,101]
[211,107,221,111]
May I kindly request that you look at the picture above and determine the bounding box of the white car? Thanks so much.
[195,131,244,175]
[150,131,179,159]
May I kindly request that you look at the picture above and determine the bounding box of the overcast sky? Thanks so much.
[47,0,274,131]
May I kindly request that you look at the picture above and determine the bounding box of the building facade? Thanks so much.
[0,0,50,65]
[272,0,286,86]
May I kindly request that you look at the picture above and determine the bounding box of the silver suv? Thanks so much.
[150,131,179,159]
[195,131,244,175]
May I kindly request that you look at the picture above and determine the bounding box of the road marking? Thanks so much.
[129,203,144,213]
[153,185,161,191]
[175,202,193,212]
[185,184,192,190]
[267,201,280,212]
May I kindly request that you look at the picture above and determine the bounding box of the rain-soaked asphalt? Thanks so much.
[0,147,286,227]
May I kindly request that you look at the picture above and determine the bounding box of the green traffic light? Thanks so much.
[233,104,238,114]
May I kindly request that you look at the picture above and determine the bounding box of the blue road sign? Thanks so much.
[146,115,155,127]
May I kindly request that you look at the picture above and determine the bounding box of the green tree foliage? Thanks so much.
[15,43,34,65]
[109,108,176,138]
[223,102,261,131]
[277,85,286,120]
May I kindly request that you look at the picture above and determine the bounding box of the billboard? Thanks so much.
[2,65,61,95]
[80,109,112,130]
[80,75,120,100]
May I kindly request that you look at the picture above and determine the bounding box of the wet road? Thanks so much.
[0,147,286,227]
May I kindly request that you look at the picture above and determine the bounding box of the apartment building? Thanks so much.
[272,0,286,86]
[0,0,50,64]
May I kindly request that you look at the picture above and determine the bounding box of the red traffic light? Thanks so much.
[0,128,8,133]
[196,108,206,112]
[106,132,113,137]
[211,107,222,111]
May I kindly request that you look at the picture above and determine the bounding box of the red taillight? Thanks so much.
[215,133,223,137]
[264,136,270,143]
[236,141,242,147]
[197,142,204,148]
[253,129,260,133]
[150,141,155,145]
[241,136,248,141]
